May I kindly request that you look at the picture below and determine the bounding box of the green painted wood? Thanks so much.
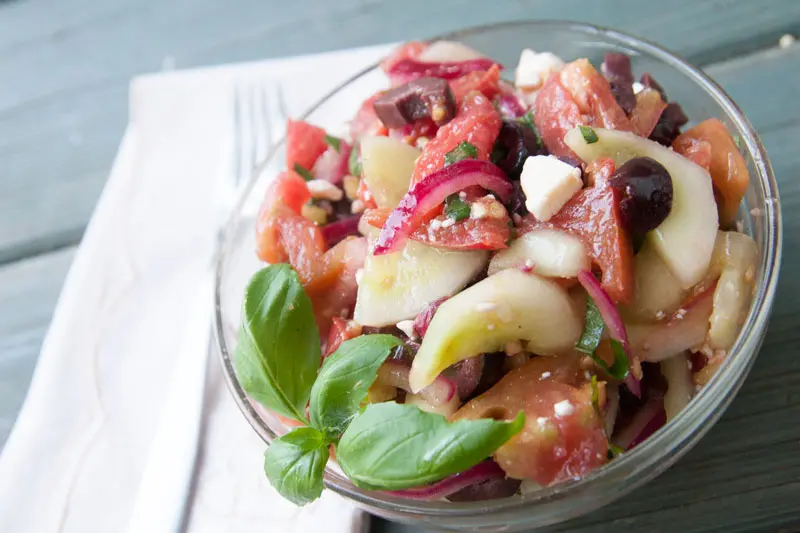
[1,0,799,262]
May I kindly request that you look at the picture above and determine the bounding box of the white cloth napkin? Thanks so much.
[0,43,395,533]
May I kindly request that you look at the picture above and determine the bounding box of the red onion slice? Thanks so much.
[388,58,502,85]
[577,269,641,397]
[494,82,527,118]
[385,460,506,500]
[412,296,448,338]
[443,355,484,400]
[312,141,352,184]
[379,359,457,406]
[321,215,361,247]
[612,398,666,450]
[373,159,513,255]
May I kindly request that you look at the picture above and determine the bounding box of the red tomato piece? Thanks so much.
[673,118,749,227]
[310,237,367,336]
[286,119,328,172]
[324,317,363,359]
[673,136,712,170]
[410,90,502,185]
[535,59,633,158]
[449,64,501,103]
[630,89,667,138]
[521,170,634,304]
[453,356,607,486]
[259,170,311,216]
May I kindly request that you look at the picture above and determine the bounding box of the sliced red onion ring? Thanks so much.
[444,355,484,400]
[321,215,361,247]
[388,58,502,85]
[379,359,456,406]
[385,460,506,500]
[494,82,527,118]
[577,270,641,397]
[412,296,448,338]
[312,141,352,184]
[612,398,666,450]
[373,159,513,255]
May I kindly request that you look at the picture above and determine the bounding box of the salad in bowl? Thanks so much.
[232,38,762,507]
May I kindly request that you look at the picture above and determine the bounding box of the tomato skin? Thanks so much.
[673,118,749,227]
[453,356,607,486]
[260,170,311,216]
[630,89,668,138]
[286,119,328,171]
[410,91,502,185]
[449,64,501,103]
[535,59,633,158]
[520,164,634,304]
[351,92,388,141]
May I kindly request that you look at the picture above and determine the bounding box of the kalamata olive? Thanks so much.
[649,102,689,146]
[506,181,529,217]
[493,120,542,179]
[639,73,668,102]
[602,53,636,115]
[373,77,456,128]
[610,157,673,235]
[446,475,522,502]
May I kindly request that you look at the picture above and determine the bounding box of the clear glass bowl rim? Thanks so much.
[213,19,782,524]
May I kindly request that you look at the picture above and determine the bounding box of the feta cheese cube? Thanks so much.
[515,49,565,90]
[520,155,583,221]
[307,179,344,201]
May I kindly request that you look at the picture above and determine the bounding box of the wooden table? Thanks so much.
[1,1,798,531]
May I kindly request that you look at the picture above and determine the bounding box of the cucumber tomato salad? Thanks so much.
[235,40,757,505]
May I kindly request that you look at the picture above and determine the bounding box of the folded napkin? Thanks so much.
[0,43,394,533]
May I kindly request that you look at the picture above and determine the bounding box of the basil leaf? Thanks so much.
[348,142,362,177]
[309,334,402,439]
[234,265,320,423]
[608,442,625,459]
[516,111,543,149]
[324,134,342,153]
[575,296,604,355]
[336,402,524,490]
[444,194,471,221]
[293,163,314,181]
[591,339,630,380]
[579,125,599,144]
[444,141,478,166]
[264,427,329,505]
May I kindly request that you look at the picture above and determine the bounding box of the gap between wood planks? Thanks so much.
[0,32,797,269]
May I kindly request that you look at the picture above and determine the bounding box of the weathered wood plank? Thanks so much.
[0,247,75,448]
[1,0,799,262]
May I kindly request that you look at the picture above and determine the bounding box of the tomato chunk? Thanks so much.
[449,64,501,103]
[630,89,667,138]
[410,91,502,185]
[380,41,428,73]
[535,59,633,158]
[324,317,363,359]
[259,170,311,217]
[453,356,607,486]
[673,118,749,227]
[521,162,634,304]
[286,119,328,172]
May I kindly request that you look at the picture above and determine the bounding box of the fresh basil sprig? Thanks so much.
[263,427,329,505]
[237,264,524,505]
[324,134,342,153]
[293,162,315,181]
[234,264,320,423]
[444,141,478,165]
[309,334,402,440]
[579,125,599,144]
[337,402,524,490]
[348,142,362,177]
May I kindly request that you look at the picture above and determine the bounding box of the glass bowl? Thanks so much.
[213,20,781,531]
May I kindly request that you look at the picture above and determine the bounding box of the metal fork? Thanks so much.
[125,79,288,533]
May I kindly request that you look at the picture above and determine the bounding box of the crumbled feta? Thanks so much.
[351,199,365,214]
[515,49,565,90]
[475,302,498,312]
[441,217,455,228]
[307,179,344,201]
[655,310,666,320]
[458,191,467,199]
[396,319,416,339]
[470,202,488,219]
[674,308,687,320]
[632,81,645,95]
[554,400,574,417]
[520,155,583,221]
[536,416,549,428]
[541,371,551,379]
[429,218,443,230]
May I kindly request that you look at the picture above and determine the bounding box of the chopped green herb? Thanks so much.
[516,111,543,148]
[590,374,600,413]
[444,141,478,166]
[444,194,471,221]
[324,134,342,153]
[608,443,625,459]
[590,338,630,380]
[348,142,362,177]
[579,125,599,144]
[293,163,315,181]
[576,296,604,355]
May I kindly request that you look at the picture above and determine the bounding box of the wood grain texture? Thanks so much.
[0,247,74,448]
[1,0,799,262]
